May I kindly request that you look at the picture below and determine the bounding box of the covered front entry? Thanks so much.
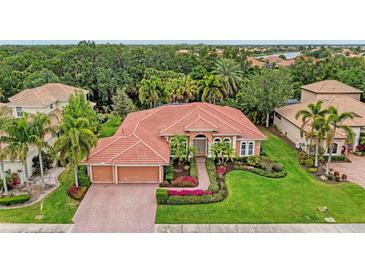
[193,135,207,156]
[117,166,160,183]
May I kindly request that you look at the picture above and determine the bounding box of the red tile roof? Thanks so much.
[85,103,265,165]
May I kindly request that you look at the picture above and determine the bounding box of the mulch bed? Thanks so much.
[172,162,190,178]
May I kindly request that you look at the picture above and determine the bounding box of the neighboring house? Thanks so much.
[247,57,266,68]
[84,102,266,184]
[274,80,365,154]
[1,83,90,181]
[276,59,295,67]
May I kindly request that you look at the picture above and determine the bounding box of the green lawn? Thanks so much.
[98,115,121,138]
[156,131,365,224]
[0,169,79,223]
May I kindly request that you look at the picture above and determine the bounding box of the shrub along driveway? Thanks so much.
[156,132,365,224]
[330,154,365,189]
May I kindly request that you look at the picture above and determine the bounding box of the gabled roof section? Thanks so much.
[184,115,218,131]
[301,80,363,94]
[7,83,88,107]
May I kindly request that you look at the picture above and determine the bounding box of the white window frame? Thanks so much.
[213,137,222,144]
[327,143,339,155]
[223,137,231,146]
[15,107,23,118]
[240,141,255,157]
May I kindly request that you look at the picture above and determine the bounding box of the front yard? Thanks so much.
[156,131,365,224]
[0,169,79,223]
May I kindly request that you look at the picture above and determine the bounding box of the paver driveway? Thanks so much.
[72,183,159,233]
[330,154,365,189]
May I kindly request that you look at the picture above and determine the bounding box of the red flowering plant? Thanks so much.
[171,176,198,187]
[216,166,227,178]
[68,185,87,200]
[168,189,212,196]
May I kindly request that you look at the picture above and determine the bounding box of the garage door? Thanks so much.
[92,166,113,183]
[117,166,159,183]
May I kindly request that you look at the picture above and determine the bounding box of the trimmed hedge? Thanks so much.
[323,155,347,162]
[206,158,219,193]
[189,159,198,178]
[156,188,168,204]
[161,189,227,205]
[0,194,31,206]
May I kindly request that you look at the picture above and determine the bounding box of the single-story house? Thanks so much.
[274,80,365,154]
[84,102,266,184]
[1,83,90,182]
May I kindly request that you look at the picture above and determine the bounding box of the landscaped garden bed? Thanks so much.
[67,165,91,201]
[157,158,228,205]
[159,159,199,187]
[354,144,365,156]
[297,150,350,184]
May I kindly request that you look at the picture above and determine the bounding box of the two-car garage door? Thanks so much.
[91,166,160,183]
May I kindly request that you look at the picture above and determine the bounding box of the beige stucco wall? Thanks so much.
[301,89,361,103]
[274,114,306,144]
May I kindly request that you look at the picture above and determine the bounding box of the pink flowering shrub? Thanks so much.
[216,166,227,177]
[168,189,212,196]
[172,176,198,187]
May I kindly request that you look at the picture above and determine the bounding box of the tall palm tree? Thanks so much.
[198,74,223,104]
[138,76,162,108]
[54,117,97,187]
[325,107,355,175]
[30,113,57,185]
[0,114,33,186]
[0,111,10,194]
[213,58,242,96]
[311,115,330,167]
[295,100,328,148]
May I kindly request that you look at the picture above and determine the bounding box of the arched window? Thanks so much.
[248,142,254,155]
[240,142,246,156]
[214,138,222,144]
[223,138,231,146]
[327,143,338,155]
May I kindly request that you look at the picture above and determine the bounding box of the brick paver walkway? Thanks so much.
[72,183,159,233]
[330,154,365,189]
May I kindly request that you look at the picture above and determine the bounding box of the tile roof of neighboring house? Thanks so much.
[275,97,365,138]
[85,102,266,165]
[276,59,295,67]
[247,57,266,68]
[263,56,284,63]
[301,80,363,94]
[7,83,88,107]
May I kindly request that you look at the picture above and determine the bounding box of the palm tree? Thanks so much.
[0,111,9,194]
[170,135,189,164]
[295,100,328,148]
[0,114,33,186]
[54,117,97,187]
[198,74,223,104]
[30,113,57,185]
[311,115,330,167]
[138,76,163,108]
[213,58,242,96]
[325,107,355,175]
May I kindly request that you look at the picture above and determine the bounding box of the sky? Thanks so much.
[0,40,365,46]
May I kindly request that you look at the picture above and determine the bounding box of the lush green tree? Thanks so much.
[166,75,198,103]
[210,141,235,164]
[198,74,223,104]
[311,115,330,167]
[170,135,189,164]
[29,113,57,185]
[325,107,355,175]
[138,76,165,108]
[213,58,242,96]
[54,116,97,187]
[63,91,99,132]
[0,110,9,194]
[237,69,294,127]
[0,114,33,186]
[112,87,137,118]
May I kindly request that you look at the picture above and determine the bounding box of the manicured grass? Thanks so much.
[98,115,121,138]
[0,169,80,223]
[156,131,365,224]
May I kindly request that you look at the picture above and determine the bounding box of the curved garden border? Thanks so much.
[0,168,64,210]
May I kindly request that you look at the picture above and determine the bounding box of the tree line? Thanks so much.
[0,42,364,125]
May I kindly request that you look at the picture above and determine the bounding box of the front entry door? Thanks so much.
[193,138,207,156]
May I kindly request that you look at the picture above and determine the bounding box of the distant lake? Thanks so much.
[256,51,301,59]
